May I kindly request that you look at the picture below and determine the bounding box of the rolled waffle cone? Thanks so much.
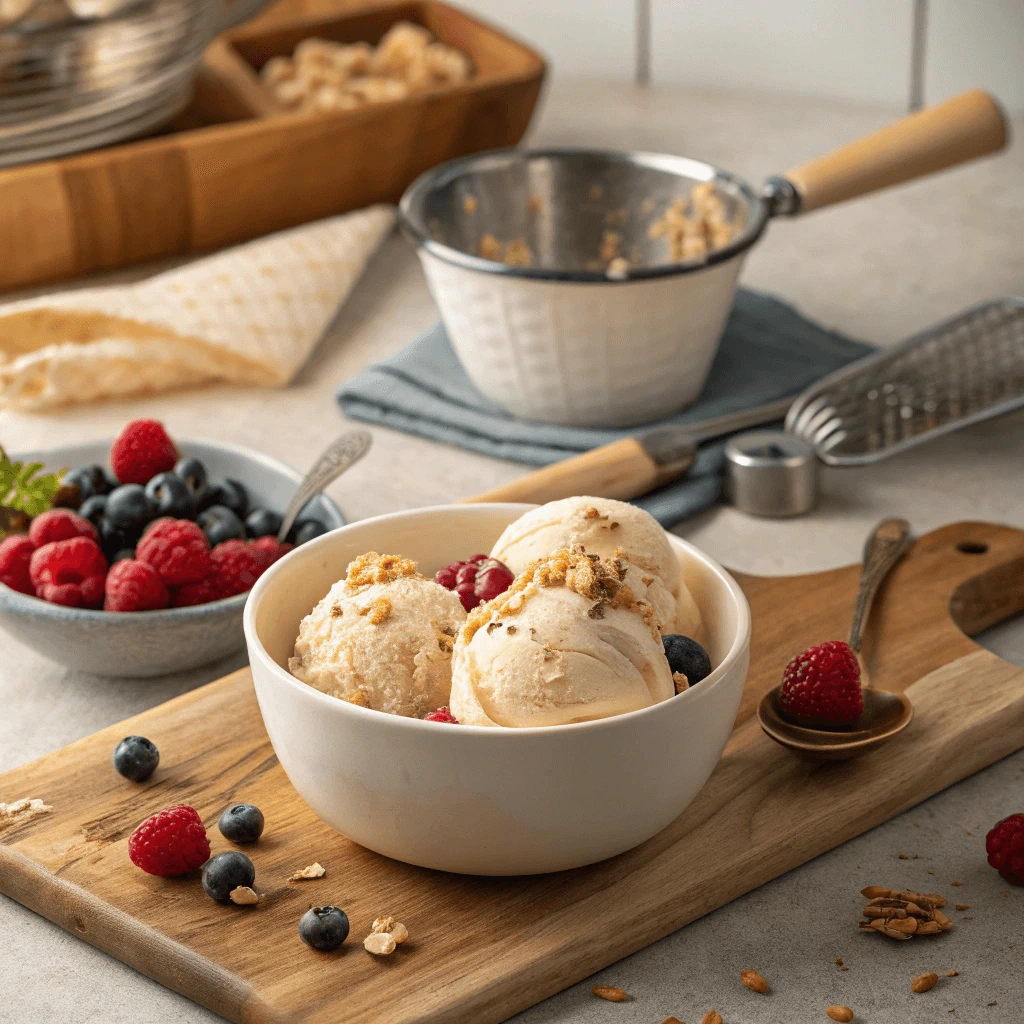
[0,205,394,411]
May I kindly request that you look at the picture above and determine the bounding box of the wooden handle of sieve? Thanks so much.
[463,439,693,505]
[784,89,1007,213]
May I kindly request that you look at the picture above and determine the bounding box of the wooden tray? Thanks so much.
[2,521,1024,1024]
[0,0,545,294]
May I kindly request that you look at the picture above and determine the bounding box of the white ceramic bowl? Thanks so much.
[0,438,343,678]
[245,503,751,875]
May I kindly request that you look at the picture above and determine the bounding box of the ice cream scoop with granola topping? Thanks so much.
[289,552,466,717]
[448,549,674,727]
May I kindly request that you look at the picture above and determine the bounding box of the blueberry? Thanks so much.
[64,465,112,502]
[105,484,155,533]
[201,851,256,902]
[290,519,327,546]
[662,634,712,687]
[197,505,245,546]
[218,803,265,844]
[173,457,207,502]
[99,519,137,561]
[298,906,349,951]
[200,479,247,518]
[245,508,282,539]
[112,736,159,782]
[146,471,196,519]
[78,494,108,529]
[112,548,136,563]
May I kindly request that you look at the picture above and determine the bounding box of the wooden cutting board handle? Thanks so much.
[785,88,1007,213]
[463,438,690,505]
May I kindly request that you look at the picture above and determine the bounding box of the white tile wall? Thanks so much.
[458,0,1024,112]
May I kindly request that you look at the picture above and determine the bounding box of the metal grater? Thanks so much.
[786,298,1024,465]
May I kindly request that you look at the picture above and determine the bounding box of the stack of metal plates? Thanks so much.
[0,0,221,166]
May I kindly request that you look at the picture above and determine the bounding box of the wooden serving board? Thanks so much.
[2,521,1024,1024]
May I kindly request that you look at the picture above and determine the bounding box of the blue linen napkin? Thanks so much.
[337,289,873,527]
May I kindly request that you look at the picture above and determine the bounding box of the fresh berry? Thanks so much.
[62,465,114,503]
[298,906,349,951]
[662,634,712,686]
[78,495,108,529]
[0,535,35,595]
[173,457,207,502]
[199,479,247,518]
[99,520,136,562]
[105,559,170,612]
[136,518,211,587]
[779,640,863,728]
[28,508,98,547]
[29,537,107,608]
[105,484,155,534]
[249,536,292,568]
[146,472,196,519]
[171,578,218,607]
[110,419,178,486]
[245,508,282,539]
[435,554,514,611]
[209,539,264,598]
[197,505,245,547]
[289,519,327,546]
[201,851,256,902]
[986,813,1024,885]
[423,706,459,723]
[218,803,265,844]
[113,736,160,782]
[127,804,210,877]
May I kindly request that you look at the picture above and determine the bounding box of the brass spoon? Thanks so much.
[757,518,915,762]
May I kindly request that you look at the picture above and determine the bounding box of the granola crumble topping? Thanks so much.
[345,552,418,588]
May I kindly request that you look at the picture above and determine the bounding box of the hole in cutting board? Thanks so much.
[957,541,990,555]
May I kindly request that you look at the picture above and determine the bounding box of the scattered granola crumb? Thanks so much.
[740,969,769,993]
[504,238,533,267]
[662,1019,685,1024]
[911,972,939,993]
[599,230,621,262]
[928,868,936,874]
[899,853,909,859]
[593,986,628,1002]
[370,915,408,943]
[0,798,53,831]
[826,1008,854,1023]
[330,603,343,618]
[605,256,631,280]
[290,862,326,880]
[955,904,969,911]
[950,881,963,887]
[701,1012,723,1024]
[478,233,503,260]
[673,671,690,694]
[945,969,959,977]
[1001,890,1009,898]
[588,184,604,201]
[359,596,392,625]
[342,691,369,707]
[988,1000,998,1006]
[229,886,258,905]
[462,195,478,215]
[364,931,397,955]
[834,956,848,971]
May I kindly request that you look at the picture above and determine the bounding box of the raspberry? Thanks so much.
[171,578,218,608]
[249,536,293,569]
[0,535,35,595]
[28,508,98,547]
[29,537,107,609]
[110,419,178,486]
[779,640,863,727]
[136,518,211,587]
[423,706,459,723]
[128,804,210,877]
[435,554,514,611]
[209,539,265,598]
[105,559,170,612]
[986,813,1024,885]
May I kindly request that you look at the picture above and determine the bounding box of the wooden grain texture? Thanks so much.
[786,88,1007,212]
[0,1,545,293]
[2,521,1023,1024]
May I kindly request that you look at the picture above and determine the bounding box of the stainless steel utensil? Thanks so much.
[724,430,818,517]
[786,298,1024,465]
[277,430,373,543]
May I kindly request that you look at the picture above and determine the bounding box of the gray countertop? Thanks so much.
[1,80,1023,1023]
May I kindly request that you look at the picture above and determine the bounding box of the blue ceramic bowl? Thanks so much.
[0,438,344,678]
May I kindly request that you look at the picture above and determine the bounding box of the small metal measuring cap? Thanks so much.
[725,430,819,517]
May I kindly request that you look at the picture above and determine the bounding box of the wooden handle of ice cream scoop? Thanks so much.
[784,88,1007,213]
[463,438,693,505]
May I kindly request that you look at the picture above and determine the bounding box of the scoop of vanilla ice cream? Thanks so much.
[289,552,466,717]
[449,549,674,727]
[489,496,702,640]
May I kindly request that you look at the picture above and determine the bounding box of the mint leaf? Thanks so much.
[0,447,64,520]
